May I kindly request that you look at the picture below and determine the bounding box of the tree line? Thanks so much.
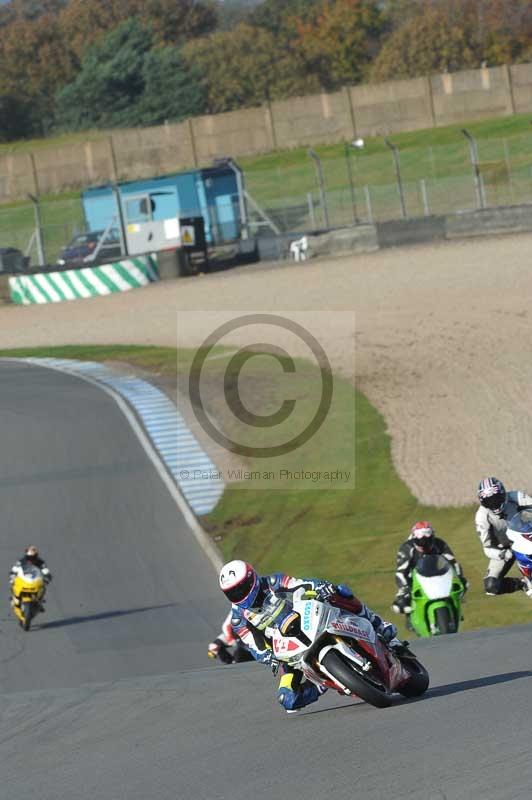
[0,0,531,142]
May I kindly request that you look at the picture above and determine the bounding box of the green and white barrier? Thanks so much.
[9,255,159,305]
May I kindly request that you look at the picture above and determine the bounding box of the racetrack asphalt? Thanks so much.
[2,361,531,800]
[0,360,227,692]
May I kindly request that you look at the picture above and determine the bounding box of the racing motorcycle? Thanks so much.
[406,554,465,637]
[10,564,46,631]
[272,586,429,708]
[506,512,532,597]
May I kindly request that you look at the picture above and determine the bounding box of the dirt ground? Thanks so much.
[3,232,532,507]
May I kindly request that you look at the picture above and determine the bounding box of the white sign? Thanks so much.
[164,217,180,239]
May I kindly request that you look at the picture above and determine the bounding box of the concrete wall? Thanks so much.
[271,89,355,148]
[192,106,276,161]
[510,62,532,114]
[350,77,434,137]
[112,121,196,179]
[431,66,514,125]
[1,61,532,203]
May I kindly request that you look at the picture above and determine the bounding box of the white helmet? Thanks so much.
[219,560,260,609]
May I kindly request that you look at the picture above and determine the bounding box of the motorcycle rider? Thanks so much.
[9,546,52,611]
[476,477,532,596]
[208,609,253,664]
[219,559,400,713]
[392,521,467,614]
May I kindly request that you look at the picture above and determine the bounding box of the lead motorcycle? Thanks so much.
[10,564,46,631]
[272,586,429,708]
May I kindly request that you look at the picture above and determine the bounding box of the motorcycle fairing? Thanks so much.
[513,549,532,579]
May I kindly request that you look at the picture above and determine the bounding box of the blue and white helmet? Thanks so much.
[478,477,507,515]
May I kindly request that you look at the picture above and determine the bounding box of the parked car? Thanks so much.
[0,247,29,273]
[56,230,122,269]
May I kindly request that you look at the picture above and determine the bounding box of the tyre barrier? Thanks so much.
[8,255,159,305]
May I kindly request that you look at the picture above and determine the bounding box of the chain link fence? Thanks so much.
[244,131,532,235]
[0,197,85,266]
[3,131,532,266]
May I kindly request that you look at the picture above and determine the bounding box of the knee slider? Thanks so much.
[484,576,502,595]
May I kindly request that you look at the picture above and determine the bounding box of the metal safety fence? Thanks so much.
[244,130,532,235]
[3,129,532,267]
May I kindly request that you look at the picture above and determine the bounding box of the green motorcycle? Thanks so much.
[406,554,465,637]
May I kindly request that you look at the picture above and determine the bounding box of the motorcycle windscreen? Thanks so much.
[415,555,453,599]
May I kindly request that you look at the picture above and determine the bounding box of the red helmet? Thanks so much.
[219,560,260,609]
[410,522,435,553]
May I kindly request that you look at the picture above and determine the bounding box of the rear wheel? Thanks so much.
[435,606,453,635]
[23,602,33,631]
[321,650,392,708]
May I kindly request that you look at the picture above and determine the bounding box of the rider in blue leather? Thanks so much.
[219,560,398,713]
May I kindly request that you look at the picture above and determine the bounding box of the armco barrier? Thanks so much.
[9,254,158,305]
[282,203,532,261]
[445,205,532,239]
[376,217,446,248]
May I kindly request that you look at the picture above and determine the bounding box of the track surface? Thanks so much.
[0,361,226,692]
[3,627,532,799]
[2,361,532,800]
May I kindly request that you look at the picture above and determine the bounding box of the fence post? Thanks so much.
[461,128,486,209]
[308,149,329,229]
[364,185,373,224]
[111,183,128,256]
[108,137,119,182]
[344,142,359,224]
[307,193,317,229]
[27,193,45,266]
[385,138,407,219]
[420,179,430,216]
[28,153,40,197]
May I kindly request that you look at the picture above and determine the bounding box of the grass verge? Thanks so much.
[1,343,530,637]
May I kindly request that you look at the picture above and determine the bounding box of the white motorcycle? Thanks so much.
[272,587,429,709]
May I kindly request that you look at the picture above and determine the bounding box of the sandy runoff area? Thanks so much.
[2,232,532,507]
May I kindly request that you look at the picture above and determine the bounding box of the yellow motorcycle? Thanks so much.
[11,565,46,631]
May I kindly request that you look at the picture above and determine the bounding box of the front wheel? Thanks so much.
[23,602,33,631]
[397,657,430,697]
[434,606,454,635]
[321,650,392,708]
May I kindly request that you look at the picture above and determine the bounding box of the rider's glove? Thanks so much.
[263,650,280,675]
[336,583,354,598]
[391,595,409,614]
[315,582,336,602]
[208,639,233,664]
[208,641,220,658]
[378,621,397,643]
